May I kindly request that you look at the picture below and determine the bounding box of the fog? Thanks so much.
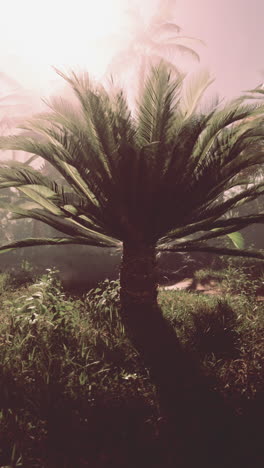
[1,0,263,97]
[1,1,263,141]
[0,0,263,287]
[1,0,263,134]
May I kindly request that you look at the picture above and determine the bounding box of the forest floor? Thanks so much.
[162,277,264,300]
[0,266,263,467]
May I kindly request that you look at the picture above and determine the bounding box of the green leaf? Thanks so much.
[227,231,245,249]
[63,204,78,215]
[22,184,56,199]
[18,186,63,216]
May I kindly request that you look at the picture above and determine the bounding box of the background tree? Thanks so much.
[0,65,264,441]
[0,72,39,158]
[105,0,203,107]
[0,74,37,244]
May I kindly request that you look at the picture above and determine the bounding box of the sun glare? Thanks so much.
[0,0,125,90]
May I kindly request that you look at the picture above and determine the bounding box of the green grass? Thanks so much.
[193,268,226,283]
[159,287,264,398]
[193,257,264,296]
[0,267,263,467]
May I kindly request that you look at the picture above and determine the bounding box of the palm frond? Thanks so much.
[180,69,214,119]
[158,244,264,261]
[136,63,181,145]
[153,43,200,62]
[150,22,182,37]
[0,64,264,258]
[0,236,119,254]
[8,205,120,246]
[159,208,264,246]
[192,101,264,164]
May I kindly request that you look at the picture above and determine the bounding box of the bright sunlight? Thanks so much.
[0,0,126,91]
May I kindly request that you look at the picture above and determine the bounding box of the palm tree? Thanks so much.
[0,65,264,442]
[0,71,40,161]
[106,0,202,107]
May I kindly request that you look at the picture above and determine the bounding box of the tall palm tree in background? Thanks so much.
[0,73,45,241]
[0,72,41,162]
[106,0,203,107]
[0,65,264,434]
[0,74,37,242]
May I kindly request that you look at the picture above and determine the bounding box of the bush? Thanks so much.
[159,287,264,403]
[221,265,259,297]
[85,278,122,331]
[0,260,37,291]
[193,259,263,298]
[0,271,157,466]
[193,268,225,284]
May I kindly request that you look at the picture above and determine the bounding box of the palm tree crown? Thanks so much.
[0,64,264,260]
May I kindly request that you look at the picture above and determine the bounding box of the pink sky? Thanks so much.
[0,0,263,99]
[174,0,263,96]
[0,0,263,168]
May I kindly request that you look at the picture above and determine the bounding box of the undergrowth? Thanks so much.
[193,256,264,297]
[0,266,263,467]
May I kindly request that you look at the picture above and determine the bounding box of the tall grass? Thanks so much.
[0,266,263,467]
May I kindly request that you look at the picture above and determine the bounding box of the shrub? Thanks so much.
[0,271,156,466]
[0,260,37,291]
[193,260,263,299]
[158,288,264,401]
[85,278,122,331]
[193,268,226,284]
[221,265,259,297]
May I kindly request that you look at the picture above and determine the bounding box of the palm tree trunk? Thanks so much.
[120,242,198,415]
[119,242,227,465]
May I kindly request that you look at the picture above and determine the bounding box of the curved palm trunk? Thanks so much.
[120,242,228,465]
[120,242,198,414]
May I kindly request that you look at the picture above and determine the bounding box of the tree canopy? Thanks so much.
[0,64,264,260]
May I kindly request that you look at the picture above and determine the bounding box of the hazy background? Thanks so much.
[0,0,263,100]
[0,0,263,289]
[175,0,263,97]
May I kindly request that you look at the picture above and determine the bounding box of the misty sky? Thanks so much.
[174,0,263,97]
[0,0,263,99]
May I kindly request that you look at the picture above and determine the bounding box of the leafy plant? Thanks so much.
[222,267,255,297]
[221,259,260,297]
[85,278,122,329]
[0,269,263,466]
[7,260,36,289]
[0,63,264,436]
